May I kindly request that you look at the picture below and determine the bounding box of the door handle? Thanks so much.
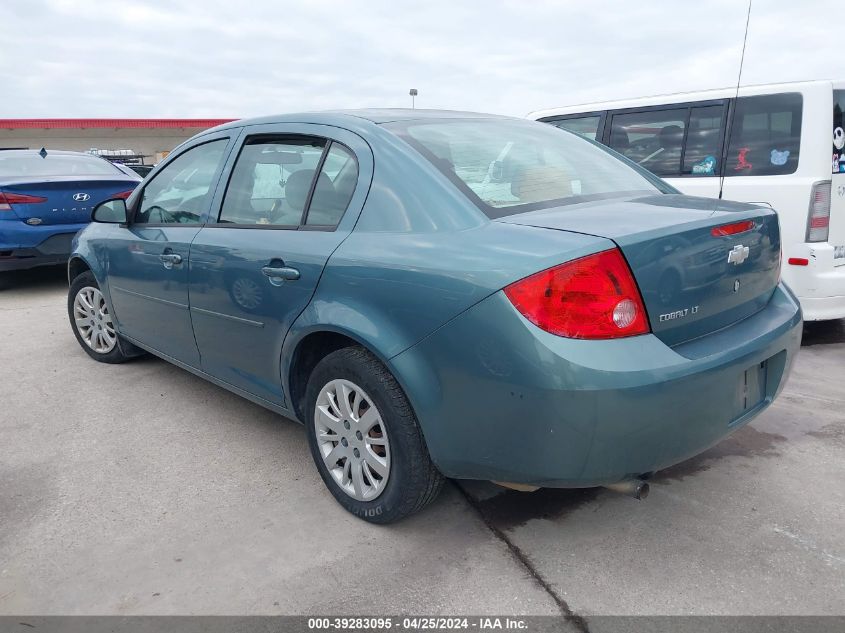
[159,253,182,269]
[261,265,300,284]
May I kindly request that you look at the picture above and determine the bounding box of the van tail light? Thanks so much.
[0,190,48,211]
[112,189,136,200]
[806,181,831,243]
[504,248,650,339]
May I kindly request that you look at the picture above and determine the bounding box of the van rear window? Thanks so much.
[726,93,802,176]
[548,116,601,141]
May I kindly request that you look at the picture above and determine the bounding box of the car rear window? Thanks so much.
[726,93,802,176]
[0,153,123,178]
[387,118,669,219]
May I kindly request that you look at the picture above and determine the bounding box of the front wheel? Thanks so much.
[68,271,131,364]
[305,346,445,523]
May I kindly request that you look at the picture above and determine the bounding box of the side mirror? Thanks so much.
[92,198,128,224]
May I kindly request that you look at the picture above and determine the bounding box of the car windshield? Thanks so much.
[0,153,123,178]
[388,118,670,218]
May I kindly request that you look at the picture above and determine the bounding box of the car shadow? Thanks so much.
[802,319,845,346]
[1,265,67,292]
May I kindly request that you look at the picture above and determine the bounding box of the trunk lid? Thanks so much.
[498,193,781,346]
[0,177,137,225]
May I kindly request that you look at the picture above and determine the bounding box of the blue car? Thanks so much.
[0,149,140,280]
[66,111,802,523]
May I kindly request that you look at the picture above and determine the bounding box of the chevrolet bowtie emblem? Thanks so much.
[727,244,750,265]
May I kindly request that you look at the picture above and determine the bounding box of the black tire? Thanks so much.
[68,271,134,364]
[304,346,445,524]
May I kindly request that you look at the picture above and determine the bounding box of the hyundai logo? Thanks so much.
[72,193,91,202]
[727,244,750,266]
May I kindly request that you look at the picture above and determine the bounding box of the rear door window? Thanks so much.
[608,109,687,177]
[547,115,602,141]
[218,137,325,226]
[726,93,802,176]
[305,143,358,227]
[683,104,726,176]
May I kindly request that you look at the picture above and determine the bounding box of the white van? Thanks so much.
[529,80,845,321]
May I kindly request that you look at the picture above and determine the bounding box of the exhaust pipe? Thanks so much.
[603,479,649,500]
[493,481,540,492]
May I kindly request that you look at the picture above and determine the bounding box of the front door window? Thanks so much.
[136,139,229,224]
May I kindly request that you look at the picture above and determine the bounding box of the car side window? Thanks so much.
[305,143,358,226]
[218,137,326,226]
[548,115,601,141]
[683,105,726,176]
[608,108,687,177]
[726,93,802,176]
[135,139,228,224]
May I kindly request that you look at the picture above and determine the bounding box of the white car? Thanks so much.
[529,80,845,321]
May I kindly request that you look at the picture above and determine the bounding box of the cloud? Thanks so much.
[0,0,838,118]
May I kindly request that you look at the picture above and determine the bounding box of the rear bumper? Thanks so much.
[799,295,845,321]
[390,283,802,487]
[783,242,845,320]
[0,222,85,272]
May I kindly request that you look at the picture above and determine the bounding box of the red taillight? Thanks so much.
[806,181,831,243]
[504,248,650,339]
[0,190,48,210]
[711,219,755,237]
[788,257,809,266]
[112,189,136,200]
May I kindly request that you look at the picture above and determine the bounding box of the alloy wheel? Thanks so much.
[73,286,117,354]
[314,379,391,501]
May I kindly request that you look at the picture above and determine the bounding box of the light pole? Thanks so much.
[409,88,418,109]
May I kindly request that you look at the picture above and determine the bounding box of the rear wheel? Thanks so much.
[305,346,444,523]
[68,271,131,364]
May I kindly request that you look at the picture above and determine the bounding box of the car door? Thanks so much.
[188,124,372,406]
[105,133,234,367]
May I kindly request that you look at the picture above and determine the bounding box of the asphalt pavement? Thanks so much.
[1,267,843,617]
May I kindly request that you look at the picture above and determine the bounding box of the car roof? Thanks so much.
[207,109,514,133]
[0,148,107,158]
[527,79,838,119]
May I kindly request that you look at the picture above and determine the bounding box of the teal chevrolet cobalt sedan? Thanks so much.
[67,110,802,523]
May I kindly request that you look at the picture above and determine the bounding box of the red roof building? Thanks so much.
[0,118,234,130]
[0,118,237,163]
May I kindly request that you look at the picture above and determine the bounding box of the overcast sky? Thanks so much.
[1,0,838,119]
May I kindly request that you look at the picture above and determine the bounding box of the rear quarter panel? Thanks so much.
[284,222,612,388]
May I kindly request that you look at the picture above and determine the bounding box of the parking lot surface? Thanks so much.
[1,268,843,616]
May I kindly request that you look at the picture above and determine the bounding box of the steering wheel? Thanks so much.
[142,205,178,223]
[143,205,200,224]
